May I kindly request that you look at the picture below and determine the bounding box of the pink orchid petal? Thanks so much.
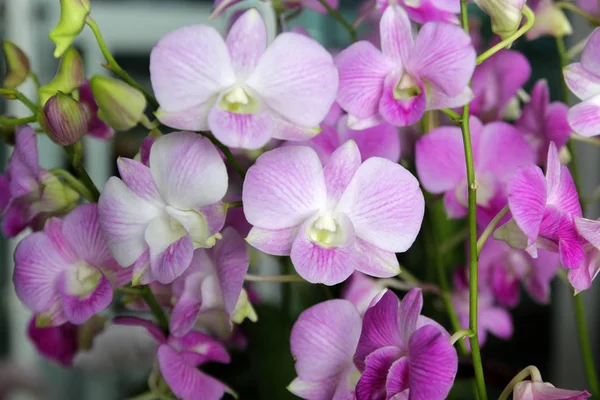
[337,116,401,163]
[415,126,466,193]
[563,62,600,101]
[208,102,274,150]
[353,239,401,278]
[386,357,409,397]
[150,132,228,210]
[558,217,585,269]
[575,217,600,249]
[380,5,413,64]
[7,126,40,198]
[245,226,298,256]
[342,272,383,315]
[443,190,468,218]
[243,146,326,230]
[347,114,387,130]
[213,227,249,314]
[480,306,513,342]
[355,291,403,371]
[271,113,322,141]
[58,272,113,325]
[290,219,356,285]
[324,140,361,203]
[336,41,394,119]
[356,346,402,400]
[508,166,547,247]
[198,202,227,237]
[112,316,166,343]
[148,230,194,284]
[568,95,600,138]
[408,22,475,97]
[150,25,235,112]
[581,29,600,77]
[513,381,590,400]
[398,288,424,342]
[546,143,581,216]
[568,249,600,294]
[526,249,560,303]
[336,157,425,252]
[246,32,338,127]
[116,158,162,205]
[288,377,339,400]
[170,272,203,337]
[407,325,458,400]
[156,104,212,131]
[225,9,267,76]
[379,69,427,126]
[28,319,78,366]
[426,86,474,110]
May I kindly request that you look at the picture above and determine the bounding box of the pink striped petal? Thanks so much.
[568,249,600,293]
[271,113,322,141]
[380,5,413,64]
[150,132,228,210]
[336,157,424,252]
[246,32,338,128]
[558,216,585,269]
[58,272,113,325]
[324,140,361,203]
[148,229,194,284]
[337,117,401,162]
[213,227,249,314]
[208,102,273,149]
[245,226,298,256]
[116,158,162,205]
[336,41,394,119]
[398,288,423,342]
[575,217,600,249]
[546,143,581,216]
[225,9,266,76]
[378,69,427,126]
[513,381,590,400]
[353,239,400,278]
[356,346,402,400]
[243,146,326,230]
[443,190,468,218]
[581,29,600,78]
[563,62,600,101]
[386,357,409,397]
[150,25,235,112]
[508,166,547,247]
[170,272,203,337]
[568,95,600,137]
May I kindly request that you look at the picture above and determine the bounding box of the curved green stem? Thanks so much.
[460,0,488,398]
[0,115,37,125]
[85,18,159,109]
[0,88,39,113]
[244,274,306,283]
[441,108,462,122]
[226,200,243,209]
[141,285,170,335]
[64,144,101,202]
[476,6,535,65]
[450,329,474,346]
[498,366,542,400]
[556,1,600,25]
[476,205,509,256]
[49,168,95,202]
[317,0,357,42]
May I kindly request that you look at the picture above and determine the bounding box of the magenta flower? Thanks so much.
[98,132,228,285]
[243,141,424,285]
[28,318,79,366]
[513,381,590,400]
[470,49,531,122]
[336,5,475,128]
[415,117,535,225]
[354,289,458,400]
[115,317,232,400]
[375,0,460,23]
[515,80,571,164]
[289,299,362,400]
[506,142,583,269]
[78,80,114,140]
[0,125,78,237]
[479,239,560,307]
[292,115,401,164]
[569,218,600,292]
[169,227,249,337]
[563,28,600,137]
[150,9,338,149]
[13,204,128,326]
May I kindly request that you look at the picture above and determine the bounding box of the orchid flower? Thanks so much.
[13,204,129,326]
[150,9,338,149]
[78,80,115,140]
[98,132,228,284]
[513,381,590,399]
[243,141,424,285]
[375,0,460,23]
[336,5,475,128]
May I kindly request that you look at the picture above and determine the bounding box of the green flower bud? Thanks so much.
[90,75,147,131]
[473,0,526,40]
[2,40,30,89]
[39,47,84,105]
[49,0,91,58]
[43,92,89,146]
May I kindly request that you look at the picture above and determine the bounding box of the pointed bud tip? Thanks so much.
[43,92,89,146]
[2,40,31,89]
[90,75,147,131]
[50,0,92,58]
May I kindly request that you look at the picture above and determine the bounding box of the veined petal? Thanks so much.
[408,22,475,97]
[8,126,40,198]
[213,227,249,315]
[246,226,298,256]
[170,272,203,337]
[508,166,547,248]
[581,28,600,78]
[398,288,423,342]
[353,239,400,278]
[356,346,402,400]
[246,32,338,128]
[568,249,600,294]
[243,146,327,230]
[116,158,162,206]
[336,41,394,119]
[150,132,228,210]
[380,5,413,64]
[568,95,600,138]
[336,157,425,253]
[563,62,600,101]
[378,69,427,126]
[546,143,582,216]
[98,177,161,267]
[324,140,361,203]
[575,217,600,249]
[271,113,321,141]
[386,357,409,397]
[208,101,273,150]
[58,272,113,324]
[150,25,235,112]
[288,377,339,400]
[225,9,267,77]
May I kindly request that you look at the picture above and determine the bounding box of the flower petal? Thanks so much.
[170,271,204,337]
[568,95,600,138]
[353,239,400,278]
[243,146,326,229]
[245,226,298,256]
[337,116,401,163]
[398,288,423,342]
[148,231,194,284]
[336,41,394,119]
[426,86,474,110]
[155,103,213,131]
[336,157,425,252]
[356,346,402,400]
[546,142,582,216]
[508,166,547,248]
[408,22,475,97]
[581,29,600,78]
[514,381,590,400]
[324,140,361,203]
[563,62,600,101]
[378,69,426,126]
[386,357,409,397]
[208,102,273,150]
[568,249,600,294]
[150,25,235,112]
[116,158,162,205]
[213,227,249,314]
[380,5,413,64]
[58,272,113,325]
[558,216,585,269]
[225,9,267,76]
[150,132,228,210]
[246,32,338,127]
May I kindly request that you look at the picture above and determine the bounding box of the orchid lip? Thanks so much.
[66,262,102,298]
[394,74,422,100]
[308,212,349,248]
[219,86,261,114]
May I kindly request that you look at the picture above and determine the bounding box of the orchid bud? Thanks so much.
[527,0,572,40]
[39,47,84,105]
[90,75,147,131]
[49,0,91,58]
[43,92,89,146]
[231,289,258,324]
[2,40,30,89]
[473,0,527,39]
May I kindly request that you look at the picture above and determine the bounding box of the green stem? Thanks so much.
[476,205,509,256]
[460,0,488,398]
[0,88,39,113]
[476,6,535,65]
[226,200,243,209]
[316,0,357,42]
[440,108,462,122]
[498,366,542,400]
[555,1,600,25]
[141,285,170,335]
[573,293,600,397]
[49,168,95,202]
[450,329,474,345]
[0,115,37,125]
[64,144,101,202]
[85,18,159,109]
[199,132,246,179]
[244,273,306,283]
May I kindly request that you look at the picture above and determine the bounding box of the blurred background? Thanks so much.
[1,0,600,398]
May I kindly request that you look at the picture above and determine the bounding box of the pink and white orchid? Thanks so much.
[98,132,228,285]
[150,9,338,149]
[243,141,424,285]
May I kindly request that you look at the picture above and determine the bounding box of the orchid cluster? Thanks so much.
[3,0,600,398]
